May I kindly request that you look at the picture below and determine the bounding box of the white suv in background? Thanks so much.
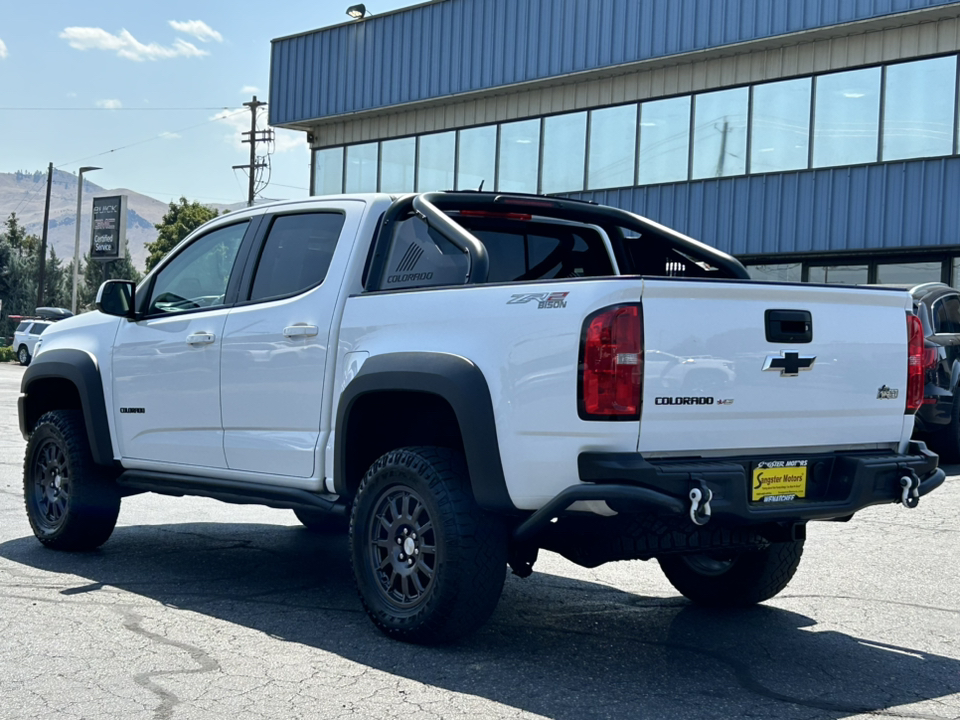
[14,320,51,366]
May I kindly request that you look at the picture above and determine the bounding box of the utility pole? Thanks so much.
[232,96,273,206]
[36,162,53,309]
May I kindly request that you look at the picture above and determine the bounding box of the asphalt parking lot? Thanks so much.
[0,361,958,720]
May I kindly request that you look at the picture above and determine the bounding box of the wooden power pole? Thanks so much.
[233,96,272,206]
[36,162,53,308]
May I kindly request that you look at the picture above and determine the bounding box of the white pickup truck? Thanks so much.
[19,191,945,644]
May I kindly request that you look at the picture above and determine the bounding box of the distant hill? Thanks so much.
[0,170,261,271]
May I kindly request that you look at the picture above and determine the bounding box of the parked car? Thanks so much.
[13,320,51,366]
[11,308,73,366]
[900,282,960,462]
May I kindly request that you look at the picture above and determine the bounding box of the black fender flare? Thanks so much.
[335,352,514,512]
[19,348,115,467]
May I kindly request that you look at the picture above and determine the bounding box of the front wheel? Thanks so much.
[350,447,507,644]
[18,345,30,366]
[23,410,120,551]
[657,540,804,607]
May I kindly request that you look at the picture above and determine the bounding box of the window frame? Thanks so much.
[137,218,259,320]
[238,209,348,306]
[931,293,960,335]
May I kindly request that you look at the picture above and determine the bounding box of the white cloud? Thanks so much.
[273,129,306,154]
[66,91,77,98]
[241,85,259,94]
[159,131,181,140]
[96,98,122,109]
[0,39,7,59]
[60,27,208,61]
[168,20,222,43]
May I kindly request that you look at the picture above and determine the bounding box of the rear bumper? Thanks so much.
[513,443,944,542]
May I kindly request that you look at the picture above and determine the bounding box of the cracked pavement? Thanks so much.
[1,362,959,719]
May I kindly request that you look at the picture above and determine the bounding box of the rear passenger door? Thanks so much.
[219,205,355,479]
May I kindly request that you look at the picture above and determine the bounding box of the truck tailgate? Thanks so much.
[638,280,913,455]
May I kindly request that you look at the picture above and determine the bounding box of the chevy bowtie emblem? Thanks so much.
[762,351,816,377]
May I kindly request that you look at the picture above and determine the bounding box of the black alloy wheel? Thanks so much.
[367,485,437,610]
[23,410,120,551]
[350,446,507,644]
[30,436,71,535]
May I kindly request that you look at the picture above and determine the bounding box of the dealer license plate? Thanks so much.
[751,460,807,503]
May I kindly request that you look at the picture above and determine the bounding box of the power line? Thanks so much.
[0,106,236,111]
[55,109,248,168]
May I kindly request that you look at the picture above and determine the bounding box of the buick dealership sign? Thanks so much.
[90,195,128,261]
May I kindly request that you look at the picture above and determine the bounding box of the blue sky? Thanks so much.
[0,1,409,206]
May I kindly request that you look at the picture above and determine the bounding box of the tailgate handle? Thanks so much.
[765,309,812,343]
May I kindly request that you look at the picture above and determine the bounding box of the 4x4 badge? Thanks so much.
[762,351,816,377]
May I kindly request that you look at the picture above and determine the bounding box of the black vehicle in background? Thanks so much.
[904,283,960,462]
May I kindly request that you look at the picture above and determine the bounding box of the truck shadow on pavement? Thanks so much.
[2,521,959,719]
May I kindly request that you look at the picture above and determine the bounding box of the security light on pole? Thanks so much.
[72,166,101,314]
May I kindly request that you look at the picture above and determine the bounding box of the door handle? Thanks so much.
[186,332,216,346]
[283,325,319,339]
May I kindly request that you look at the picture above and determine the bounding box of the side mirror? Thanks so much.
[96,280,136,319]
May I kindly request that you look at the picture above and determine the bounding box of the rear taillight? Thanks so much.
[579,304,643,420]
[906,313,924,414]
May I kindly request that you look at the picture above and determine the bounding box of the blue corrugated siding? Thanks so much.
[565,158,960,256]
[271,0,960,125]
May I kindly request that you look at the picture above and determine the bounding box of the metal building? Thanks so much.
[270,0,960,285]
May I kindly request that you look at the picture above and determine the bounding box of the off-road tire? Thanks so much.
[350,446,507,644]
[293,507,349,533]
[17,345,30,366]
[23,410,120,551]
[658,539,804,607]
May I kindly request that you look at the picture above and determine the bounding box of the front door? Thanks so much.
[112,221,250,468]
[220,208,352,478]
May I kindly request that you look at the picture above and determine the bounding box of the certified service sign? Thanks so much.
[90,195,128,261]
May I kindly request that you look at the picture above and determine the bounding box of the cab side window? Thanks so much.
[248,213,345,302]
[934,295,960,334]
[147,222,248,315]
[29,323,49,335]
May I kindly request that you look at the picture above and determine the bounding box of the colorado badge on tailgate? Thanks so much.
[752,459,807,503]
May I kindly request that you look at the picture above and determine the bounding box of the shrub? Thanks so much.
[0,346,17,363]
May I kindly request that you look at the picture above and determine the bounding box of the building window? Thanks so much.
[875,260,943,285]
[807,264,869,284]
[691,87,749,180]
[417,131,456,192]
[637,96,691,185]
[498,119,541,193]
[313,147,344,195]
[345,142,378,193]
[457,125,496,191]
[812,67,881,168]
[541,112,587,194]
[750,78,811,174]
[746,263,802,282]
[882,56,957,162]
[587,104,637,190]
[379,137,416,193]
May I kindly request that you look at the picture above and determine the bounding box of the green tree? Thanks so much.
[77,251,142,311]
[0,213,42,340]
[144,197,218,272]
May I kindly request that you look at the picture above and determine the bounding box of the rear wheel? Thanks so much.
[657,540,804,607]
[23,410,120,551]
[350,447,507,644]
[17,345,30,366]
